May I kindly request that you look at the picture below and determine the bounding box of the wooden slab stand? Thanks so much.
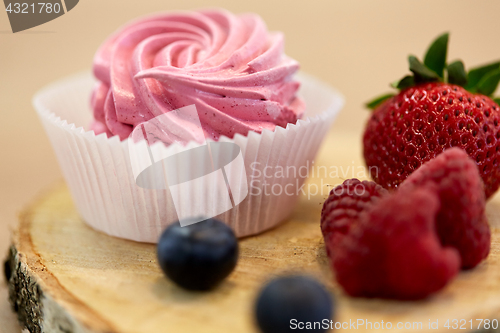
[5,131,500,333]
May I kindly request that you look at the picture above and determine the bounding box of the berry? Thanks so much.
[157,218,238,291]
[255,275,334,333]
[323,150,490,299]
[364,33,500,198]
[400,147,490,269]
[320,179,387,250]
[331,188,460,300]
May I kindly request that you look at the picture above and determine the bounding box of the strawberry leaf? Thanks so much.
[494,98,500,107]
[391,75,415,90]
[409,56,441,82]
[424,32,449,79]
[447,60,467,87]
[476,68,500,96]
[466,61,500,92]
[366,93,395,110]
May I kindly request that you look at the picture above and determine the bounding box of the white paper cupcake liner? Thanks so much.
[33,72,344,243]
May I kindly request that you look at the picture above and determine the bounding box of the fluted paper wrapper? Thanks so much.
[34,72,344,242]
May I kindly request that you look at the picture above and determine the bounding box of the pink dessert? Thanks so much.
[91,9,305,144]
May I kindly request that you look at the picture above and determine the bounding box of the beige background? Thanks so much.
[1,1,500,332]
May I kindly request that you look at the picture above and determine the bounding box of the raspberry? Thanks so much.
[400,147,490,269]
[331,188,460,300]
[320,179,387,245]
[322,149,490,299]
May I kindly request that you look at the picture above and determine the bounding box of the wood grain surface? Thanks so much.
[2,2,500,332]
[6,130,500,333]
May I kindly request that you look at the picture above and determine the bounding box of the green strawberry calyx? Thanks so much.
[366,32,500,110]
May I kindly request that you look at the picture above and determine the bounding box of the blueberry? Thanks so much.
[157,218,238,291]
[255,275,334,333]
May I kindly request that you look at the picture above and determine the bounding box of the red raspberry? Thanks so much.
[400,147,490,269]
[331,188,460,300]
[320,179,387,249]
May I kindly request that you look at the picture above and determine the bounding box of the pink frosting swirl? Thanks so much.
[90,9,305,143]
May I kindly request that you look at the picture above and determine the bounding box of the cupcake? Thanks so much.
[34,9,344,242]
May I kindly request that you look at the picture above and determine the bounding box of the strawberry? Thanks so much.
[364,33,500,198]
